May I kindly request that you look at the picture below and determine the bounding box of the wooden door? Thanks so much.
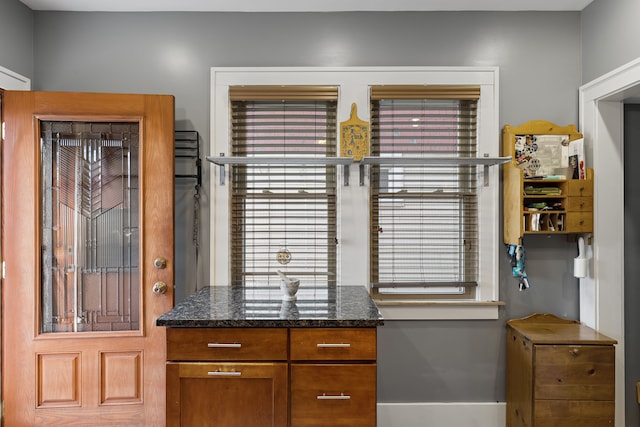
[1,91,175,426]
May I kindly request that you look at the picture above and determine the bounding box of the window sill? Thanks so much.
[373,300,505,320]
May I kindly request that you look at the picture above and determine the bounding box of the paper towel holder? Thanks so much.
[574,236,588,278]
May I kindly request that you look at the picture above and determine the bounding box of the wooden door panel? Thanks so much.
[2,91,175,426]
[37,353,81,407]
[100,350,143,404]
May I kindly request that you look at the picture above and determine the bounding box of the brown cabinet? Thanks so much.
[166,328,289,427]
[503,120,594,245]
[290,328,377,427]
[506,314,616,427]
[166,327,377,427]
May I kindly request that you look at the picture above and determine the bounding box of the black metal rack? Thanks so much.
[174,130,201,299]
[175,130,201,187]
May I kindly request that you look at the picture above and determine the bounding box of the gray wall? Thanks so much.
[27,10,584,403]
[0,0,34,80]
[624,104,640,427]
[582,0,640,83]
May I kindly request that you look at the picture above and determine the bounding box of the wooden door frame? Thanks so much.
[0,68,30,423]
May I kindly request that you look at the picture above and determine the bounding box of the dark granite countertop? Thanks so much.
[156,285,383,328]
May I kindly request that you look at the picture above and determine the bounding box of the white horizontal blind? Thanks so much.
[229,86,338,289]
[370,86,479,299]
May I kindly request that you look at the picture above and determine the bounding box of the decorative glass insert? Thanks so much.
[40,122,140,333]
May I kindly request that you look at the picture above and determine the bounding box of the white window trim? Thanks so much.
[210,66,501,320]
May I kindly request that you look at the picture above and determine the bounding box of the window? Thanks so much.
[369,86,480,301]
[228,86,338,290]
[211,67,500,319]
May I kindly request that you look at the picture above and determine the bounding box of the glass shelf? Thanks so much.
[206,155,510,186]
[359,155,511,186]
[206,156,354,185]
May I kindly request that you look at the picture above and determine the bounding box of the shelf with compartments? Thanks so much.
[503,120,593,245]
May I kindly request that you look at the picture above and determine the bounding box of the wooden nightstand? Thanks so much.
[506,313,616,426]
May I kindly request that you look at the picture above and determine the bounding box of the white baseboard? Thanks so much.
[377,402,506,427]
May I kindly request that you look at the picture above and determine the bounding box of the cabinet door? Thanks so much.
[166,362,288,427]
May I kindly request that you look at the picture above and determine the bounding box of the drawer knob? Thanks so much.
[317,393,351,400]
[317,343,351,348]
[570,348,580,356]
[208,343,242,348]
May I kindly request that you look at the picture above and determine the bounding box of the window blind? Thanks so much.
[369,85,479,300]
[229,86,338,289]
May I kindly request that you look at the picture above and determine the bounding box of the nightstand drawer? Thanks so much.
[166,328,288,361]
[534,345,615,400]
[290,364,376,427]
[290,328,376,361]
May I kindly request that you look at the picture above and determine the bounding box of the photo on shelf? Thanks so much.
[514,134,569,177]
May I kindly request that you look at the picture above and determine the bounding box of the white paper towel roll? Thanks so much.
[574,257,587,278]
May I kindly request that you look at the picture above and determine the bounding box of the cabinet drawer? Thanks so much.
[566,180,593,197]
[565,196,593,212]
[534,345,615,401]
[290,364,376,427]
[166,328,287,361]
[534,399,614,425]
[564,212,593,232]
[290,328,376,361]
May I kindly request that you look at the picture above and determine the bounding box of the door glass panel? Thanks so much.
[40,121,140,333]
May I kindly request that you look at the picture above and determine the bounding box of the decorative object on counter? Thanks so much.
[340,102,369,161]
[277,270,300,301]
[280,300,299,319]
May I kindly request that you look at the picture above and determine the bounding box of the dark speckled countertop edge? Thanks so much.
[156,319,383,328]
[156,285,383,328]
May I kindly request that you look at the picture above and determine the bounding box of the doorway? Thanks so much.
[579,56,640,427]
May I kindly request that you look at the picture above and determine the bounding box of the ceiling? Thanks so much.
[20,0,595,12]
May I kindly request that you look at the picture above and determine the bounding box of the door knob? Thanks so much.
[152,281,168,294]
[154,257,168,269]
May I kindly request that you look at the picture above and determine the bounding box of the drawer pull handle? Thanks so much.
[208,343,242,348]
[317,393,351,400]
[317,343,351,348]
[208,371,242,377]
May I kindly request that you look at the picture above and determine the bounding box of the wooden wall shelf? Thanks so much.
[502,120,593,245]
